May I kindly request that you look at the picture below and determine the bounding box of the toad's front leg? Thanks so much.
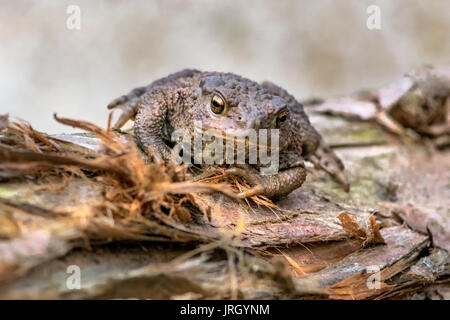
[307,142,350,192]
[133,89,176,162]
[107,86,148,130]
[225,164,307,200]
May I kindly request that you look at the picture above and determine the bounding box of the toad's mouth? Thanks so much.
[185,126,289,152]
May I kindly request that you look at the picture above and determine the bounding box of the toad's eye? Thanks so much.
[211,93,226,114]
[276,111,289,127]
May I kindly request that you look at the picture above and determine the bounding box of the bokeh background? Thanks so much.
[1,0,449,133]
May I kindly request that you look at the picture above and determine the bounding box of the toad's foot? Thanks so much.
[308,143,350,192]
[107,87,147,130]
[225,164,307,200]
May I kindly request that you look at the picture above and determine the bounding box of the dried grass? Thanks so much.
[0,113,242,243]
[195,167,279,210]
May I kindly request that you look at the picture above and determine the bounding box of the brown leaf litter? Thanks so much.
[337,212,385,247]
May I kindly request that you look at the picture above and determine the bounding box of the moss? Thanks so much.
[347,126,382,143]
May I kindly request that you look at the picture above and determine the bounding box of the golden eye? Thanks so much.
[211,93,225,114]
[276,111,289,127]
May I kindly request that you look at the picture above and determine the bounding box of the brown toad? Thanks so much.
[107,69,347,199]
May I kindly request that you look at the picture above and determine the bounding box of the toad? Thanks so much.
[107,69,347,199]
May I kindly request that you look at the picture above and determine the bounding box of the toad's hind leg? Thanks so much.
[107,86,147,129]
[225,164,307,200]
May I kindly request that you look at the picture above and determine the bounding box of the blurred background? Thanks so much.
[1,0,449,133]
